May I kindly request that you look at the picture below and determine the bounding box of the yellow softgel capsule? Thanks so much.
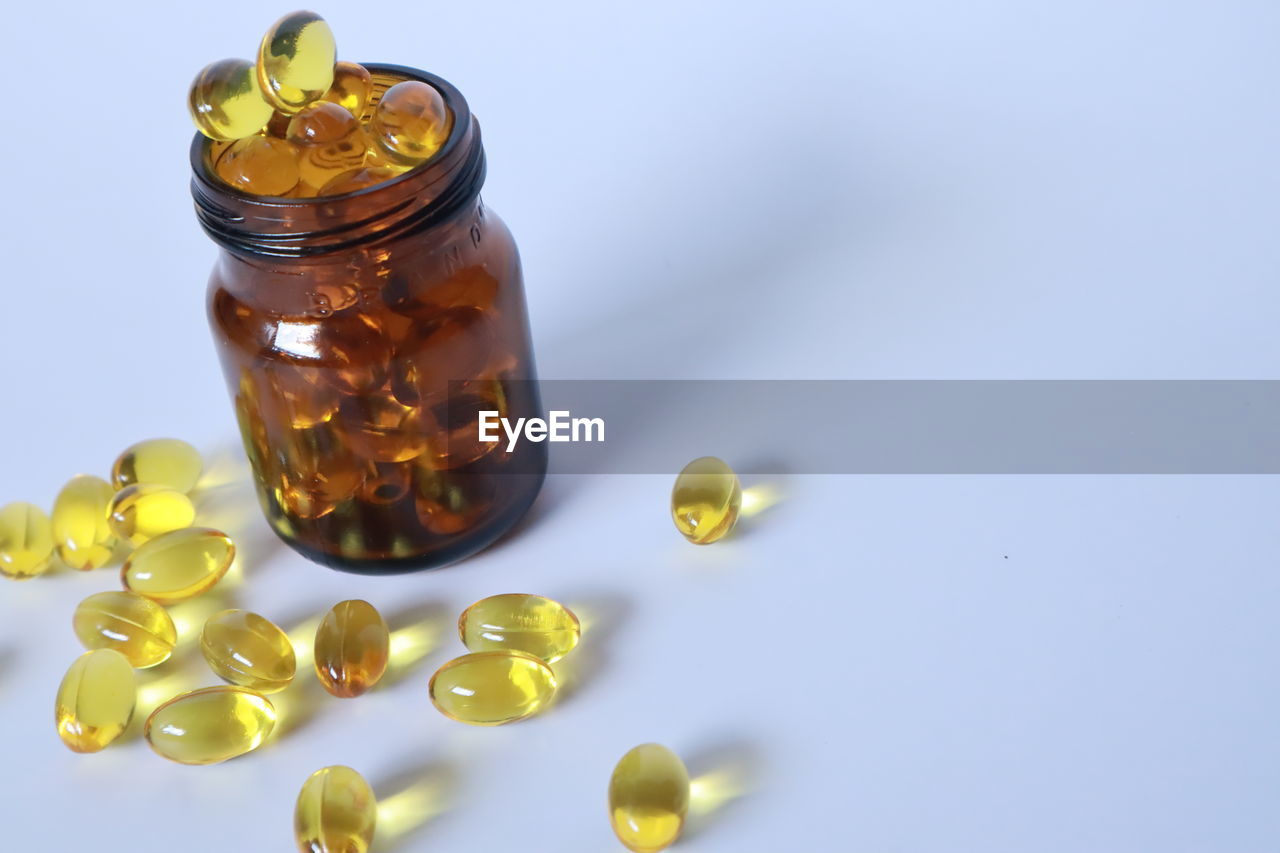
[52,474,117,570]
[121,527,235,604]
[323,61,373,116]
[670,456,742,545]
[54,649,136,753]
[369,81,453,166]
[0,501,54,580]
[458,594,581,663]
[201,609,296,693]
[145,686,276,765]
[72,591,176,668]
[188,58,276,141]
[111,438,204,493]
[314,600,389,698]
[215,136,301,196]
[428,650,557,726]
[294,765,378,853]
[608,743,691,853]
[257,10,337,114]
[287,102,369,188]
[107,484,196,546]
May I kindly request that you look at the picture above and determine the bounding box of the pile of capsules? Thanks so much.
[188,10,452,197]
[0,439,744,852]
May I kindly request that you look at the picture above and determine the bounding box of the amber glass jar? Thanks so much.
[192,65,545,573]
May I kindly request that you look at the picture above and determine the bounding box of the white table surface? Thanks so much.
[1,1,1277,851]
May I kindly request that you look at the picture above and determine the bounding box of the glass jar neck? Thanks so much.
[190,65,485,260]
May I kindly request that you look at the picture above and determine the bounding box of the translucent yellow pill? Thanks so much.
[294,765,378,853]
[314,600,389,698]
[121,527,235,604]
[188,58,276,141]
[428,651,557,726]
[214,135,302,197]
[608,743,691,853]
[257,10,336,114]
[458,594,581,663]
[0,501,54,580]
[107,484,196,546]
[323,61,374,116]
[670,456,741,544]
[201,610,296,693]
[73,591,177,668]
[52,474,117,570]
[55,649,136,753]
[369,81,453,167]
[111,438,204,493]
[145,685,276,765]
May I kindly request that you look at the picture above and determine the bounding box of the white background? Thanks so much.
[1,1,1278,851]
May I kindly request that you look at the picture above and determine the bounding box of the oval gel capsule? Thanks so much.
[55,649,136,753]
[111,438,204,492]
[201,610,296,693]
[314,600,389,698]
[188,58,276,141]
[52,474,117,570]
[608,743,691,853]
[294,765,378,853]
[72,591,177,668]
[428,651,557,726]
[671,456,741,544]
[144,686,275,765]
[257,10,336,114]
[458,594,581,663]
[0,501,54,580]
[121,527,235,603]
[107,484,196,546]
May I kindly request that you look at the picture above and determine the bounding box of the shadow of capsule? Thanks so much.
[681,737,766,842]
[267,609,331,741]
[124,652,215,744]
[546,591,633,710]
[189,443,286,577]
[373,756,461,852]
[379,600,452,689]
[725,458,790,543]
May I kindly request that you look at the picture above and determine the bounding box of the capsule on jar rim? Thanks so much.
[314,600,389,698]
[201,609,296,693]
[55,649,136,753]
[428,650,557,726]
[72,591,177,668]
[608,743,691,853]
[294,765,378,853]
[670,456,741,545]
[458,594,581,663]
[111,438,204,492]
[144,685,276,765]
[107,484,197,546]
[52,474,117,570]
[0,501,54,580]
[257,10,336,114]
[121,527,235,604]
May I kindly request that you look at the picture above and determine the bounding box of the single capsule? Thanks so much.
[428,650,557,726]
[258,10,336,114]
[0,501,54,580]
[323,61,374,116]
[458,594,581,663]
[107,484,196,546]
[72,591,177,668]
[609,744,691,853]
[318,166,402,196]
[52,474,116,570]
[314,600,389,697]
[112,438,204,492]
[369,81,453,167]
[201,610,296,693]
[215,136,301,196]
[121,527,235,604]
[145,686,276,765]
[287,102,369,188]
[294,765,378,853]
[54,649,136,753]
[670,456,742,545]
[188,58,276,141]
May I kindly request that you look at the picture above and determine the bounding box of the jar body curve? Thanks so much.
[207,198,545,572]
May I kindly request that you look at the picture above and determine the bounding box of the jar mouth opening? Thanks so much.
[189,63,466,205]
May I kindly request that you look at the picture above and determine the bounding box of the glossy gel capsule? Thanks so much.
[0,501,54,579]
[121,527,235,603]
[428,651,557,726]
[52,474,117,570]
[294,765,377,853]
[201,609,296,693]
[671,456,741,544]
[145,686,276,765]
[608,743,691,853]
[73,591,177,668]
[55,649,136,753]
[111,438,204,492]
[107,484,196,546]
[458,594,581,663]
[314,600,389,698]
